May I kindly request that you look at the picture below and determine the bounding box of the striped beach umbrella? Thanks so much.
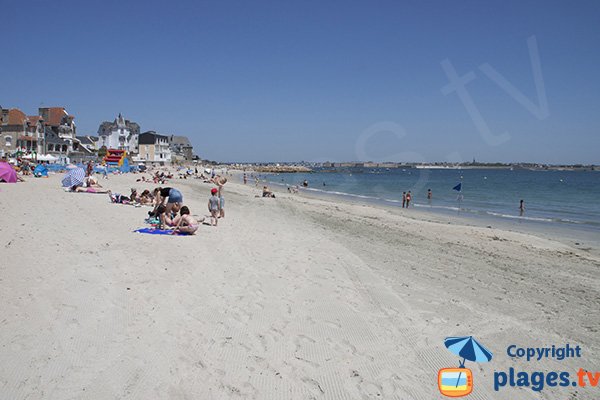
[444,336,493,389]
[445,336,493,365]
[61,167,86,188]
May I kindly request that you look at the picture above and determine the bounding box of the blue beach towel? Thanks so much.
[134,228,191,236]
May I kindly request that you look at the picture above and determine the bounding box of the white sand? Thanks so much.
[1,173,599,399]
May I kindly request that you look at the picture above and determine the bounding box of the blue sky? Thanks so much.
[2,0,599,163]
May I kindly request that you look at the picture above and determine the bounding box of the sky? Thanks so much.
[2,0,599,164]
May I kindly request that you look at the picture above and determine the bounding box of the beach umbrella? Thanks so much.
[445,336,493,365]
[444,336,493,388]
[61,167,86,188]
[0,162,18,183]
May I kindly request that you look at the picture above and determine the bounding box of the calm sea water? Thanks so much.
[264,168,600,232]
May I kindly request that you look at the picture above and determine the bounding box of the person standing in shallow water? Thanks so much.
[402,192,406,208]
[427,189,432,205]
[519,199,525,216]
[406,191,412,208]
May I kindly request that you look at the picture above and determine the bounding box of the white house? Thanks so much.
[97,113,140,153]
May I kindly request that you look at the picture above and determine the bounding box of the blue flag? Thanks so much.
[453,183,462,192]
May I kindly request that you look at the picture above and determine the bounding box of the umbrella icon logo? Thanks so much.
[438,336,493,397]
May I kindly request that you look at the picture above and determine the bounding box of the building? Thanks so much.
[39,107,77,155]
[0,108,45,156]
[138,131,171,164]
[168,135,194,162]
[97,114,140,153]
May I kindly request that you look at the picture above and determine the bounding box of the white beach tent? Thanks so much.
[22,154,59,163]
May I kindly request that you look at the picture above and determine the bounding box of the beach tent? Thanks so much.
[22,154,58,163]
[33,164,48,177]
[0,162,18,183]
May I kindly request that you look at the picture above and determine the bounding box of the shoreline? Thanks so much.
[255,174,600,258]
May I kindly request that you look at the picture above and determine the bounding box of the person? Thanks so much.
[402,192,406,208]
[427,189,432,205]
[302,179,308,187]
[262,186,276,198]
[519,199,525,216]
[86,161,93,177]
[406,191,412,208]
[139,189,153,205]
[101,162,108,179]
[85,176,102,188]
[72,185,110,194]
[243,173,248,185]
[151,187,183,216]
[171,206,200,235]
[154,204,167,229]
[130,188,139,203]
[208,188,220,226]
[215,176,227,219]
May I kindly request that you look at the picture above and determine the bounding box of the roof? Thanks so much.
[6,109,27,125]
[169,135,191,146]
[27,116,43,126]
[40,107,69,126]
[76,136,98,145]
[139,131,168,144]
[44,127,69,145]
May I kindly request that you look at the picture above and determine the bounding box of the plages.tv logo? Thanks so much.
[438,336,493,397]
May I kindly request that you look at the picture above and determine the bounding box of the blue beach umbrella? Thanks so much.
[444,336,493,388]
[61,167,86,188]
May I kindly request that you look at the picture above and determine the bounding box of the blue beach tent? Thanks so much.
[33,164,48,177]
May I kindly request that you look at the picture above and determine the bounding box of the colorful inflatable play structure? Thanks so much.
[103,149,127,167]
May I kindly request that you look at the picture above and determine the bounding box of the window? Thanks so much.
[4,136,12,147]
[48,144,54,152]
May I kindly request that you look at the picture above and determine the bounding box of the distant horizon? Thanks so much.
[3,1,599,165]
[216,159,599,166]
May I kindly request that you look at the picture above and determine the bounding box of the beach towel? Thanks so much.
[134,228,191,236]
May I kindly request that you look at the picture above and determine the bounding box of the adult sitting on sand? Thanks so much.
[262,186,276,198]
[151,187,183,216]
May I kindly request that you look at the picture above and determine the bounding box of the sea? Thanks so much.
[262,167,600,236]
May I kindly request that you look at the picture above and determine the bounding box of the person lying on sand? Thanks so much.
[72,185,110,194]
[171,206,201,235]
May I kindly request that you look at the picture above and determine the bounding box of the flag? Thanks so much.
[453,183,462,192]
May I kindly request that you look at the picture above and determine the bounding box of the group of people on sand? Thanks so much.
[149,187,201,234]
[146,175,227,234]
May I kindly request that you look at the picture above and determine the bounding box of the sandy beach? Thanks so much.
[1,173,599,399]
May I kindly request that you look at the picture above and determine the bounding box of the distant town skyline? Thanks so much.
[2,1,599,164]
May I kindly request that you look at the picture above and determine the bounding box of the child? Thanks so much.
[171,206,200,235]
[155,204,167,229]
[208,188,220,226]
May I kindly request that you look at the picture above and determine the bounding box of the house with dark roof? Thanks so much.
[138,131,172,164]
[39,107,78,155]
